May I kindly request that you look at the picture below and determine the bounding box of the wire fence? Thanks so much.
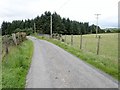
[60,33,118,61]
[37,33,118,62]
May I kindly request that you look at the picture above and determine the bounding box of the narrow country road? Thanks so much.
[26,36,118,88]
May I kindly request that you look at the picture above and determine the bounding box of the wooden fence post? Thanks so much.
[97,35,101,55]
[12,33,17,45]
[80,34,82,49]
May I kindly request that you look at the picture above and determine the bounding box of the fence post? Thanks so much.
[12,33,17,45]
[5,36,9,55]
[71,34,73,46]
[80,34,82,49]
[97,35,101,55]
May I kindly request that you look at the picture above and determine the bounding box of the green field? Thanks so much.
[62,33,118,62]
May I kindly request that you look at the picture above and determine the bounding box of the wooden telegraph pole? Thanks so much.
[95,14,101,38]
[50,15,52,38]
[80,33,82,49]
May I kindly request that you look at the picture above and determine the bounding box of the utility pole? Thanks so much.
[50,15,52,38]
[118,2,120,63]
[80,33,82,49]
[95,14,101,38]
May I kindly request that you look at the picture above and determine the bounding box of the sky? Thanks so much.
[0,0,119,29]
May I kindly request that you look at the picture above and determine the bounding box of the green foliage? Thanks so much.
[14,28,33,35]
[1,20,34,35]
[2,32,27,58]
[110,28,120,33]
[1,11,102,35]
[106,29,111,33]
[2,40,33,88]
[103,28,120,33]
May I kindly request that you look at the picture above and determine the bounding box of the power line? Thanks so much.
[56,0,71,12]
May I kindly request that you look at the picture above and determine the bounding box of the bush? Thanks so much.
[14,28,33,35]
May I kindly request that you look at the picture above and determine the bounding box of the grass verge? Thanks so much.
[35,35,119,81]
[0,36,2,89]
[2,39,33,88]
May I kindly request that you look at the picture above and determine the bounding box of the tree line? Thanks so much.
[1,11,105,35]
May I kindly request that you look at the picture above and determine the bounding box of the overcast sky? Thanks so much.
[0,0,119,28]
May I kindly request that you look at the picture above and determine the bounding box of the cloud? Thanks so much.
[0,0,119,28]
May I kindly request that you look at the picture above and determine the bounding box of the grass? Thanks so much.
[0,65,1,90]
[2,39,33,88]
[0,35,2,90]
[63,33,118,62]
[35,34,119,81]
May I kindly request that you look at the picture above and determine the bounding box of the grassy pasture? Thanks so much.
[63,33,118,63]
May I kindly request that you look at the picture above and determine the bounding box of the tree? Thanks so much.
[52,12,61,34]
[89,24,96,34]
[1,11,102,35]
[1,21,8,35]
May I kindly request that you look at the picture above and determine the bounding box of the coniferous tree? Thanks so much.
[1,11,101,35]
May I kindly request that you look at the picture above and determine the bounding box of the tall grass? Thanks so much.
[63,33,118,64]
[35,35,119,81]
[0,65,1,90]
[63,34,118,75]
[2,40,33,88]
[0,35,2,90]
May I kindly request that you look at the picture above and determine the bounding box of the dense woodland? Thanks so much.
[1,11,106,35]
